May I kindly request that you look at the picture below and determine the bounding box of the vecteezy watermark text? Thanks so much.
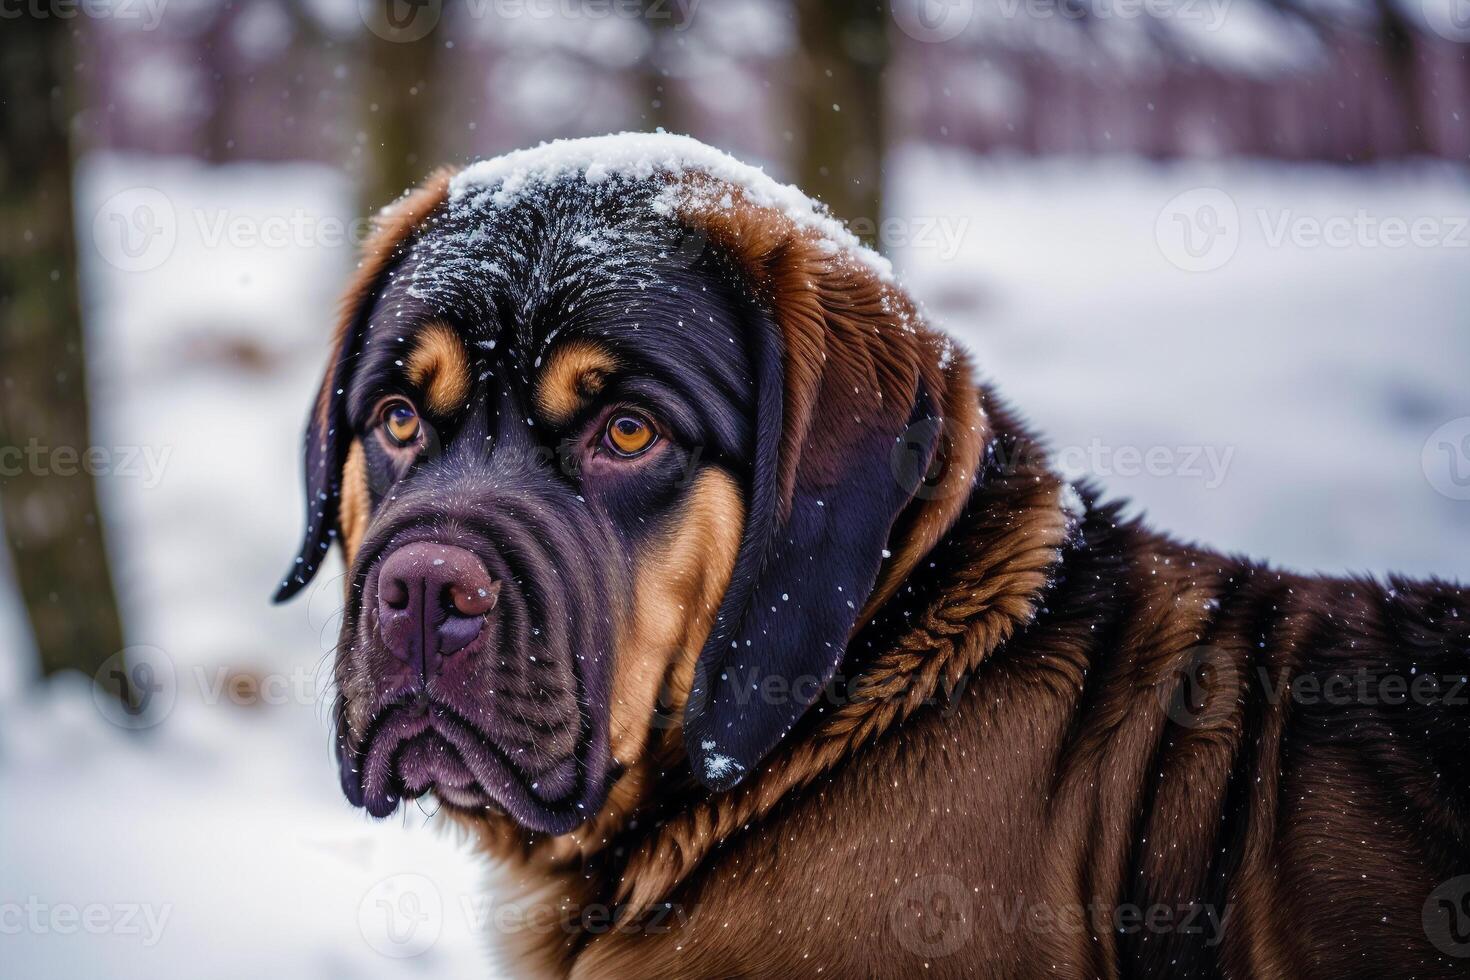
[998,0,1231,30]
[0,440,171,489]
[0,0,169,29]
[357,873,690,959]
[1157,188,1470,272]
[1163,644,1470,730]
[843,215,972,262]
[0,898,172,947]
[358,0,700,43]
[889,875,1232,960]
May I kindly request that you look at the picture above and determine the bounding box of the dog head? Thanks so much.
[277,135,985,834]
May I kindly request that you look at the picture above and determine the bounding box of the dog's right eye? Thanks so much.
[605,412,657,457]
[380,399,422,447]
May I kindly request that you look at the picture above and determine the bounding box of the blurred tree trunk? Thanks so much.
[362,27,439,212]
[0,17,127,684]
[634,0,698,134]
[202,4,241,163]
[636,48,674,134]
[636,1,676,133]
[793,0,888,233]
[1371,0,1427,159]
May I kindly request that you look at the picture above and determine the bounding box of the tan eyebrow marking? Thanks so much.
[405,321,471,415]
[534,339,619,424]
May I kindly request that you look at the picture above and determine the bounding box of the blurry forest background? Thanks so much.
[1,1,1468,976]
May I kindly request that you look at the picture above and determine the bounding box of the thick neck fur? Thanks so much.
[445,387,1074,973]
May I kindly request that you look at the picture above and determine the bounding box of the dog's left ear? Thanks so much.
[678,191,988,789]
[273,172,452,602]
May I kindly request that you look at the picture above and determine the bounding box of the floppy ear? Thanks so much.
[273,172,453,603]
[676,187,988,789]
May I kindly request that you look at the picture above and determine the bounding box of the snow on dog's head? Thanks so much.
[282,133,989,831]
[447,131,893,284]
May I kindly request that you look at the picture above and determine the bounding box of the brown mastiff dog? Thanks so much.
[277,135,1470,978]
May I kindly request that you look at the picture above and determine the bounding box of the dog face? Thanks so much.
[279,139,986,834]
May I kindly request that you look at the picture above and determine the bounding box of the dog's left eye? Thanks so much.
[604,413,656,457]
[381,399,422,447]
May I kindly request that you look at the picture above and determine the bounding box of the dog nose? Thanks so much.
[376,542,500,677]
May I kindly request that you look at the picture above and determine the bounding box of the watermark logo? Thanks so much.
[92,645,177,730]
[358,0,442,42]
[890,874,972,958]
[659,222,709,269]
[92,187,177,273]
[1423,417,1470,501]
[891,0,975,42]
[91,649,336,726]
[1424,875,1470,958]
[358,874,442,958]
[1161,645,1241,730]
[1156,188,1240,272]
[1158,188,1469,271]
[1161,648,1467,730]
[1423,0,1470,41]
[624,208,710,271]
[891,416,964,501]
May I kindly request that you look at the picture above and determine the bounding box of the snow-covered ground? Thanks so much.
[2,145,1466,978]
[892,146,1470,580]
[3,156,494,979]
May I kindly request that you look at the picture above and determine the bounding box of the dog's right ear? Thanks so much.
[273,172,452,603]
[672,181,987,790]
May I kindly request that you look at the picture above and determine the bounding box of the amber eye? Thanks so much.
[381,400,421,447]
[605,413,656,457]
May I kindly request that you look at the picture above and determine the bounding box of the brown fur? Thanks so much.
[317,166,1470,980]
[405,320,471,416]
[337,439,369,570]
[672,176,987,622]
[411,176,1017,977]
[534,340,618,425]
[609,469,743,768]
